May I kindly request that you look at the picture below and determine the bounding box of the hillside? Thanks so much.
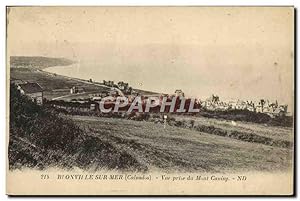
[10,56,75,69]
[9,84,143,171]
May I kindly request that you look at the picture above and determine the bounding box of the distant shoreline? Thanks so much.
[43,64,87,81]
[43,64,160,96]
[42,65,107,87]
[10,56,76,70]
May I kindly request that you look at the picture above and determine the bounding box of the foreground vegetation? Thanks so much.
[9,85,144,171]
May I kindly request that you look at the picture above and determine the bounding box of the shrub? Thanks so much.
[9,84,83,168]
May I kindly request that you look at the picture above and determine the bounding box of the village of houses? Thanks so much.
[12,75,289,117]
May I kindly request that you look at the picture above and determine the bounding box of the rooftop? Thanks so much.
[19,82,43,93]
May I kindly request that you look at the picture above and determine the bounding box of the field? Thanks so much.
[11,68,108,100]
[172,115,293,144]
[71,115,293,173]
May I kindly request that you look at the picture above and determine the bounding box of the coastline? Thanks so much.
[43,64,85,81]
[42,64,160,96]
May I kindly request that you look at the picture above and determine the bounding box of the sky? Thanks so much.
[7,7,294,108]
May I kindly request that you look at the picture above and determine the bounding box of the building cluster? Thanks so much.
[89,87,288,116]
[117,81,133,95]
[103,80,134,95]
[200,94,288,116]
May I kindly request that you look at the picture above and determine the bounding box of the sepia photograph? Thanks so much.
[6,6,294,195]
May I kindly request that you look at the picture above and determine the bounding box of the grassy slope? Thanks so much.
[71,115,293,173]
[9,85,145,171]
